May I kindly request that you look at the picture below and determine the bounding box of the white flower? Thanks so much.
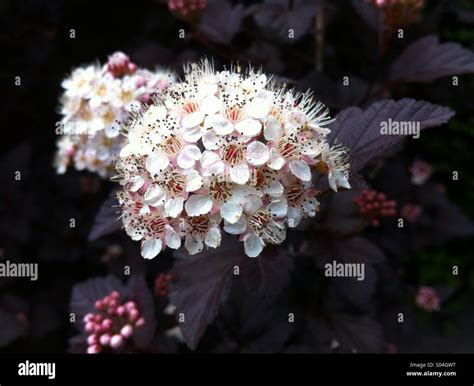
[179,213,222,255]
[55,52,175,178]
[114,58,351,258]
[319,144,351,192]
[62,65,98,98]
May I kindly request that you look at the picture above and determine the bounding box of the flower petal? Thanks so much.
[180,125,203,143]
[141,238,162,259]
[200,94,222,115]
[202,129,221,150]
[247,91,273,119]
[205,114,234,135]
[146,153,170,175]
[130,175,145,192]
[144,184,165,206]
[264,180,284,197]
[181,111,205,129]
[235,118,262,137]
[185,235,204,255]
[268,199,288,218]
[201,150,225,176]
[204,226,221,248]
[165,196,184,218]
[177,145,201,169]
[230,163,250,185]
[289,159,311,181]
[185,170,203,192]
[223,215,247,235]
[287,206,303,228]
[268,148,285,170]
[185,194,213,216]
[220,202,243,224]
[165,225,181,249]
[246,141,270,166]
[244,234,264,258]
[264,116,282,141]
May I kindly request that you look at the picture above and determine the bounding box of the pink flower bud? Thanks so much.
[120,324,134,338]
[128,309,139,322]
[87,334,98,346]
[99,333,111,346]
[110,334,123,349]
[116,305,125,316]
[87,344,101,354]
[95,300,104,310]
[85,322,95,333]
[101,318,113,330]
[135,317,145,327]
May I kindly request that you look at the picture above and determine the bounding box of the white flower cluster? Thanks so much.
[55,52,174,178]
[115,59,351,258]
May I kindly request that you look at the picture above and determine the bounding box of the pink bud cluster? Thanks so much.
[168,0,206,17]
[83,291,145,354]
[106,52,137,78]
[415,286,440,312]
[353,189,396,227]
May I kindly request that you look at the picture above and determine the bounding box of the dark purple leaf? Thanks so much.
[219,280,294,353]
[249,0,322,42]
[240,304,294,353]
[0,309,27,347]
[246,41,285,74]
[352,0,382,31]
[170,237,244,349]
[390,35,474,82]
[328,99,455,172]
[198,0,245,45]
[314,236,385,268]
[88,189,121,242]
[318,190,362,234]
[414,183,474,247]
[299,72,368,109]
[70,275,125,323]
[325,313,385,353]
[314,237,383,310]
[325,265,377,312]
[126,276,156,349]
[238,246,294,303]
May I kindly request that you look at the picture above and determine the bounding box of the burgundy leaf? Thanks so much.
[325,264,377,311]
[238,246,294,303]
[70,275,125,322]
[170,237,245,349]
[328,99,455,172]
[327,313,385,353]
[314,236,386,268]
[390,35,474,82]
[249,0,321,42]
[88,189,121,241]
[0,309,27,347]
[126,276,157,349]
[352,0,382,31]
[413,183,474,247]
[319,190,362,234]
[198,0,245,45]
